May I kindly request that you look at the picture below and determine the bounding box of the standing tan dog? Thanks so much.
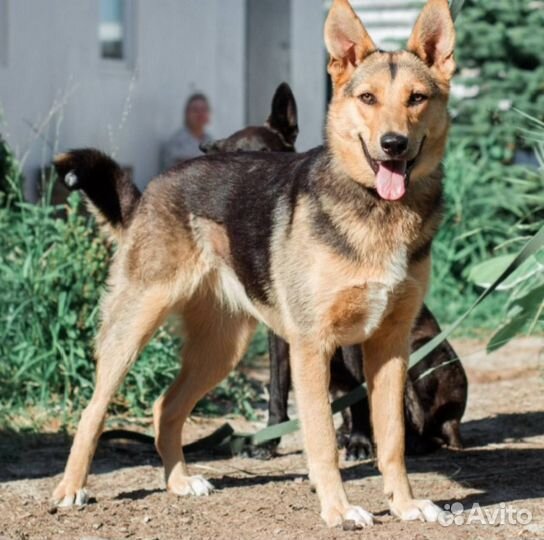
[201,83,466,461]
[52,0,456,528]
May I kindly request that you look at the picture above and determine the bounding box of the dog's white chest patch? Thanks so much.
[365,247,409,333]
[363,285,389,337]
[337,247,409,345]
[381,246,409,289]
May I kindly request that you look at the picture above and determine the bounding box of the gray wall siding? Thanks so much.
[246,0,326,151]
[291,0,326,151]
[355,1,424,50]
[0,0,8,67]
[246,0,291,127]
[0,0,332,190]
[0,0,246,191]
[331,0,425,49]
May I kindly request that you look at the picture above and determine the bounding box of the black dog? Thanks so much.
[203,83,468,460]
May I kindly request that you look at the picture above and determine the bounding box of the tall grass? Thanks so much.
[466,115,544,349]
[427,141,543,331]
[0,143,267,428]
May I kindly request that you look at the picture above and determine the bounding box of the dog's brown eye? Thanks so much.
[409,93,428,106]
[359,93,377,105]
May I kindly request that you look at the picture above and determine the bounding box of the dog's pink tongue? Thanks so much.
[376,161,407,201]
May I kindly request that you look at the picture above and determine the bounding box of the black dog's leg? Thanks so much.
[267,331,291,427]
[247,331,291,459]
[331,346,374,460]
[403,377,439,455]
[407,304,467,453]
[441,418,463,449]
[342,346,374,460]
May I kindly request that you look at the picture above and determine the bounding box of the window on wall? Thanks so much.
[99,0,126,60]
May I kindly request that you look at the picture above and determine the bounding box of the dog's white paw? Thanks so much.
[322,504,374,528]
[419,500,441,522]
[55,488,89,507]
[392,499,441,522]
[343,505,374,528]
[168,475,214,497]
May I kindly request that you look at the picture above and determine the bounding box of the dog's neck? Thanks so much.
[308,146,444,263]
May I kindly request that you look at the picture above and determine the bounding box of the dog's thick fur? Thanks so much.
[201,84,466,461]
[53,0,456,527]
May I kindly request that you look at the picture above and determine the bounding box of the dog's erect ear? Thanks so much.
[267,82,298,146]
[407,0,456,81]
[325,0,376,84]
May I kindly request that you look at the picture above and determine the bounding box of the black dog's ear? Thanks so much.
[200,140,221,154]
[267,82,298,146]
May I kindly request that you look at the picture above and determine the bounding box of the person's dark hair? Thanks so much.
[184,93,209,126]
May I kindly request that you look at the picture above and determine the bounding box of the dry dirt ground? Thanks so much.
[1,337,543,540]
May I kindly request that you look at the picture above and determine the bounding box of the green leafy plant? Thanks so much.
[452,0,544,162]
[0,139,262,425]
[449,0,465,21]
[426,0,544,327]
[467,115,544,351]
[428,141,543,329]
[469,249,544,351]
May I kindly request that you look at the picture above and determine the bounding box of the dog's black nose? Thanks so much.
[380,133,408,157]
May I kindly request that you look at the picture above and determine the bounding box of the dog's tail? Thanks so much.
[53,148,141,240]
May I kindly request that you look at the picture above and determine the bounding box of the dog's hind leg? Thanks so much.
[289,341,374,528]
[153,293,256,496]
[441,418,463,449]
[52,284,173,506]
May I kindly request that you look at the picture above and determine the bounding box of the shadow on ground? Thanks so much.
[1,411,544,509]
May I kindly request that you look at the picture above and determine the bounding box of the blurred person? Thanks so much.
[161,93,212,170]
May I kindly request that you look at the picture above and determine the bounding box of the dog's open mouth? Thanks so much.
[359,136,425,201]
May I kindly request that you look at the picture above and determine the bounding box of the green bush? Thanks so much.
[452,0,544,162]
[427,0,544,327]
[465,120,544,348]
[0,140,265,425]
[428,141,543,329]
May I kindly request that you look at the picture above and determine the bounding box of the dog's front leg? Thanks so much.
[363,323,440,522]
[290,340,373,528]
